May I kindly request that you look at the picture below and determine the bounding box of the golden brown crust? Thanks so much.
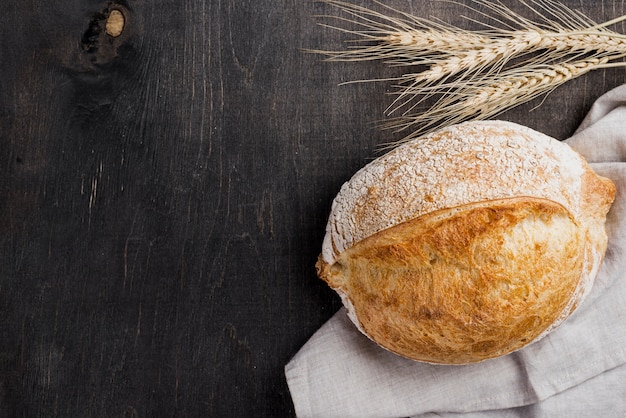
[317,120,616,364]
[319,198,584,364]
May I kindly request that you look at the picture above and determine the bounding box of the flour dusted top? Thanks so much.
[321,120,586,264]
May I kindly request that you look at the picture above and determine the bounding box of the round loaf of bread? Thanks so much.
[316,120,615,364]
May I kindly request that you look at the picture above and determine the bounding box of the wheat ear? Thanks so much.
[313,0,626,142]
[386,57,615,140]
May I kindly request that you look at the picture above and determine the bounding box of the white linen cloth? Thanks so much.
[285,84,626,418]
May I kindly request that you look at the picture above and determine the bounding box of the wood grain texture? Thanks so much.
[1,0,625,416]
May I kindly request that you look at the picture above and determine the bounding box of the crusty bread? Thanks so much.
[317,120,615,364]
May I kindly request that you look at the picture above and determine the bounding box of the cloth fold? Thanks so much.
[286,84,626,418]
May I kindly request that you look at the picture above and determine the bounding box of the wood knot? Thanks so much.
[106,9,125,37]
[79,5,129,68]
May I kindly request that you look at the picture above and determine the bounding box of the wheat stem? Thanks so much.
[590,13,626,30]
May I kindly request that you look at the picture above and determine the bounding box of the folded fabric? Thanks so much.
[285,84,626,418]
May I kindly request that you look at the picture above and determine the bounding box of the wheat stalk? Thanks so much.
[313,0,626,142]
[387,57,615,137]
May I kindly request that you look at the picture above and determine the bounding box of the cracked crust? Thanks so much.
[317,120,615,364]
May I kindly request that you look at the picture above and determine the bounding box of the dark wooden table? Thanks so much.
[2,1,625,416]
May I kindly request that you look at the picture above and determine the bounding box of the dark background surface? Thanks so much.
[1,0,625,416]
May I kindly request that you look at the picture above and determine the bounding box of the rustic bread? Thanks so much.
[316,120,615,364]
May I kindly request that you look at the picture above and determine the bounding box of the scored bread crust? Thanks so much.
[317,120,615,364]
